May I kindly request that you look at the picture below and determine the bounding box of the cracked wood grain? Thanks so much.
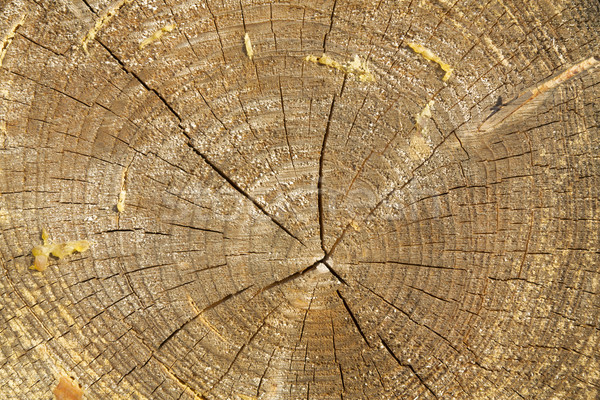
[379,335,439,399]
[98,38,304,247]
[1,1,599,399]
[318,95,337,253]
[158,285,253,350]
[336,290,370,347]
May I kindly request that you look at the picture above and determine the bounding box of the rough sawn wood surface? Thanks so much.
[0,0,599,399]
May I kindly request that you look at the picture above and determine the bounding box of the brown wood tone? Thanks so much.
[1,1,599,399]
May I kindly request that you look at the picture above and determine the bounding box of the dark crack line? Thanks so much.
[330,313,346,392]
[330,313,338,362]
[338,73,348,97]
[323,260,348,286]
[344,150,373,197]
[184,140,304,247]
[343,94,369,147]
[238,0,247,31]
[212,302,281,390]
[256,257,325,295]
[257,346,277,397]
[358,282,461,355]
[405,284,451,304]
[338,363,346,392]
[269,4,278,52]
[190,82,229,130]
[213,320,266,389]
[361,259,467,271]
[157,285,253,350]
[96,40,304,247]
[299,284,318,343]
[8,69,92,108]
[19,32,67,57]
[204,2,227,62]
[368,355,387,391]
[96,40,183,122]
[279,77,298,177]
[164,221,223,235]
[517,209,535,278]
[379,335,439,399]
[322,0,338,51]
[318,95,337,253]
[336,290,370,347]
[80,0,97,14]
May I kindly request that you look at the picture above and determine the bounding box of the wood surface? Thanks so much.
[1,0,599,399]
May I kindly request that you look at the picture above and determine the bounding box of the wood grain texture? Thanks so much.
[1,0,599,399]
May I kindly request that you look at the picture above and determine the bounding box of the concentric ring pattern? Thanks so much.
[1,0,599,399]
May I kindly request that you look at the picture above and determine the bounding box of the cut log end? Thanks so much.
[1,1,599,399]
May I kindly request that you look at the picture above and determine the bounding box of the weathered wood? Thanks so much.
[1,0,599,399]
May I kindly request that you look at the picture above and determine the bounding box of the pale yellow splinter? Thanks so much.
[30,229,90,271]
[408,42,453,81]
[304,53,375,82]
[82,0,133,55]
[244,32,254,60]
[0,14,26,68]
[139,24,176,50]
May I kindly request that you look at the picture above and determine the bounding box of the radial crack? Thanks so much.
[322,0,338,50]
[256,257,325,295]
[96,40,183,122]
[336,290,370,347]
[278,78,297,176]
[323,260,348,286]
[362,259,467,271]
[164,221,223,235]
[212,303,281,390]
[318,96,337,253]
[379,335,439,399]
[184,140,304,246]
[257,347,277,397]
[213,320,266,388]
[158,285,253,349]
[98,43,282,236]
[298,285,318,344]
[330,313,346,392]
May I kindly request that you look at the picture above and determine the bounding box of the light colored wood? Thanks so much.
[1,0,599,399]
